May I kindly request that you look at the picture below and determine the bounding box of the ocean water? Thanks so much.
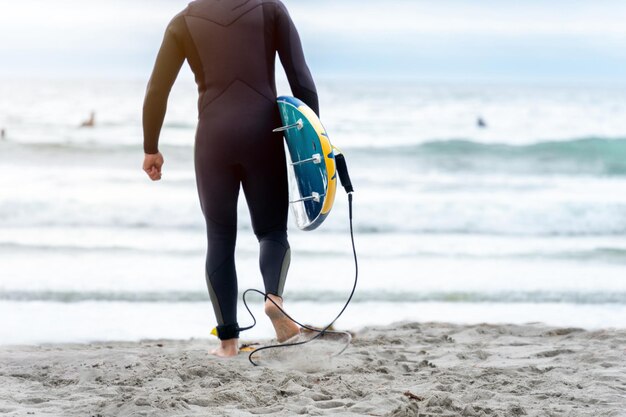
[1,77,626,345]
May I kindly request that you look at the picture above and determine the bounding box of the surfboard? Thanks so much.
[275,96,337,231]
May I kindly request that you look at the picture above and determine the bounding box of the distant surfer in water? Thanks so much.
[80,111,96,128]
[142,0,319,357]
[0,128,5,140]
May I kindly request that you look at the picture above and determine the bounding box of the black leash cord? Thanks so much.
[241,193,358,366]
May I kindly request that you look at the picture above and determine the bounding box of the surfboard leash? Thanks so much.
[239,152,357,366]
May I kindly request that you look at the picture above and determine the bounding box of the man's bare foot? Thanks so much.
[210,338,239,358]
[265,294,301,343]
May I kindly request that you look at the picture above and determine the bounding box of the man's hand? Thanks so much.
[143,152,164,181]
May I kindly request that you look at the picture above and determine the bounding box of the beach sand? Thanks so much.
[0,322,624,417]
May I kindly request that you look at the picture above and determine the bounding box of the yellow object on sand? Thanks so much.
[239,346,256,352]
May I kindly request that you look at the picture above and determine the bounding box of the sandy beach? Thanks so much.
[0,322,624,417]
[3,1,626,416]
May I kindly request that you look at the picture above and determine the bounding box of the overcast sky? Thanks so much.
[0,0,625,82]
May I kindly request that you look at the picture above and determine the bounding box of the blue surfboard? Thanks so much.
[275,96,337,231]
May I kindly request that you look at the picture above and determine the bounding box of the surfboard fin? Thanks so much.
[290,191,323,204]
[273,119,303,133]
[291,153,321,165]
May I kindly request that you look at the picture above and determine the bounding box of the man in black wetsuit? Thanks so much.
[142,0,319,357]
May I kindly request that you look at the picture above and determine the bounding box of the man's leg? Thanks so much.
[257,230,300,342]
[242,144,300,342]
[205,217,240,356]
[196,154,242,357]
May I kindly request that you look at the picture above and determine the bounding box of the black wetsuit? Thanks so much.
[143,0,318,340]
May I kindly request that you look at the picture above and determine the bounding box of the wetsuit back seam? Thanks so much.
[199,79,238,115]
[236,78,276,104]
[187,3,265,28]
[199,78,275,115]
[232,0,253,11]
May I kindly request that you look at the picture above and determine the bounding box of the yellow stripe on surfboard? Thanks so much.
[297,105,337,215]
